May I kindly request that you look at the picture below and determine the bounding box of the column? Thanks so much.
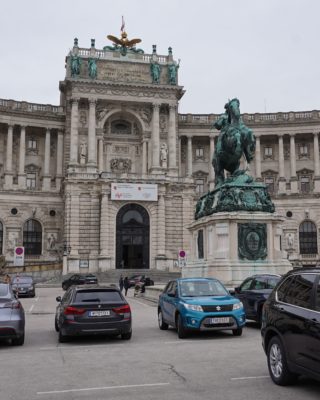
[99,191,110,257]
[18,125,26,188]
[4,124,13,188]
[42,128,51,191]
[69,98,79,165]
[88,98,97,166]
[209,136,215,190]
[255,135,262,180]
[289,133,298,193]
[142,139,147,174]
[157,193,166,257]
[56,130,64,191]
[69,194,80,257]
[187,136,193,177]
[313,131,320,192]
[278,134,286,194]
[151,103,160,172]
[168,105,177,174]
[98,138,104,172]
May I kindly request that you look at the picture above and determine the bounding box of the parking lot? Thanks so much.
[0,287,319,400]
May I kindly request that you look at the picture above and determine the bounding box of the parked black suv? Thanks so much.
[55,285,132,342]
[62,274,98,290]
[261,267,320,385]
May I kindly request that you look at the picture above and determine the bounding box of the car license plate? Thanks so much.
[89,310,110,317]
[210,317,229,324]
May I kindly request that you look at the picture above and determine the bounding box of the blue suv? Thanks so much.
[158,278,245,338]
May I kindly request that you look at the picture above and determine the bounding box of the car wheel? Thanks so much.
[121,331,132,340]
[12,333,24,346]
[62,283,68,291]
[176,314,188,339]
[232,328,243,336]
[158,309,169,330]
[54,317,59,332]
[58,330,69,343]
[267,336,298,386]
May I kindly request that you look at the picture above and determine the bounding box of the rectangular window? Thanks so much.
[264,146,273,159]
[301,176,310,193]
[26,173,36,189]
[196,179,204,194]
[195,148,204,160]
[265,177,274,194]
[299,144,308,156]
[28,138,37,149]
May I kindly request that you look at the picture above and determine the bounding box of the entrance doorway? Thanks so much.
[116,204,150,269]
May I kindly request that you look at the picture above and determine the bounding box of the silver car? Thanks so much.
[0,283,25,345]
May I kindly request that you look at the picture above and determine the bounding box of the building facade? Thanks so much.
[0,36,319,273]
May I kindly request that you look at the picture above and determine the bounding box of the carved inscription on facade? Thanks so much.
[101,63,150,83]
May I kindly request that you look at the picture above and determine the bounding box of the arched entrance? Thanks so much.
[116,204,150,269]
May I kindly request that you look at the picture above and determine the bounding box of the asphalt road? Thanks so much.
[0,287,319,400]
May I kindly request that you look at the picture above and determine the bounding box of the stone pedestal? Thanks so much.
[184,211,292,285]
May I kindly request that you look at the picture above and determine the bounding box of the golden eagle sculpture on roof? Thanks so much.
[104,30,144,56]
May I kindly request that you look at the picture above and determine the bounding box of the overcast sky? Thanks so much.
[1,0,319,114]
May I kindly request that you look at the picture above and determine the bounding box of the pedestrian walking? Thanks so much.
[119,274,124,293]
[124,276,129,296]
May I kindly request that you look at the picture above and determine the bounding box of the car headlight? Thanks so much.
[184,303,203,312]
[233,302,243,310]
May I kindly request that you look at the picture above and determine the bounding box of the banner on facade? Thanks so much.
[111,183,158,201]
[14,247,25,267]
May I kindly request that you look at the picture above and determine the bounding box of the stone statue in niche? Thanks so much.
[79,141,87,164]
[47,233,57,250]
[160,143,168,168]
[286,233,294,249]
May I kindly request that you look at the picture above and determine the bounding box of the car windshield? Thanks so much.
[0,284,9,297]
[12,277,33,284]
[267,276,280,289]
[180,280,228,297]
[74,289,123,303]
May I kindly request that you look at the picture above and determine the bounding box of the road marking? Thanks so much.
[231,375,269,381]
[37,382,170,395]
[35,296,39,302]
[29,304,34,313]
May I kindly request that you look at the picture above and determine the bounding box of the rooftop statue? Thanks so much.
[195,98,274,219]
[213,98,256,187]
[105,31,144,56]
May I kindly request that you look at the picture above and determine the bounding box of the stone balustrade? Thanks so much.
[178,110,320,124]
[0,98,64,114]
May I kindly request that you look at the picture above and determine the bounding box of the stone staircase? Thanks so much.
[96,269,181,285]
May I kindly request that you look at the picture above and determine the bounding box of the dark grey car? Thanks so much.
[0,283,25,345]
[55,285,132,343]
[11,276,36,297]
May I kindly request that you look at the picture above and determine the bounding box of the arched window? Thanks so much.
[0,222,3,255]
[23,219,42,255]
[299,221,318,254]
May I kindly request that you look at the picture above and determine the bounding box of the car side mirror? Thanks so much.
[56,296,62,302]
[229,288,235,295]
[234,287,240,294]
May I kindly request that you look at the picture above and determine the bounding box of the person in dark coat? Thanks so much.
[119,275,124,293]
[123,277,129,296]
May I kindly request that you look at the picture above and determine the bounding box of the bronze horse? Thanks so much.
[212,98,256,187]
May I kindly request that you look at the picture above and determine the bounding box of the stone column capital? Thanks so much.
[313,131,319,137]
[70,97,80,105]
[89,98,97,106]
[152,103,161,110]
[289,132,296,138]
[168,104,177,111]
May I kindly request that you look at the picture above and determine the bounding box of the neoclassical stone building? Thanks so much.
[0,35,319,273]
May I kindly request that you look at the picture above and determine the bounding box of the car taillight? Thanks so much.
[4,301,21,309]
[112,304,131,318]
[64,306,86,315]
